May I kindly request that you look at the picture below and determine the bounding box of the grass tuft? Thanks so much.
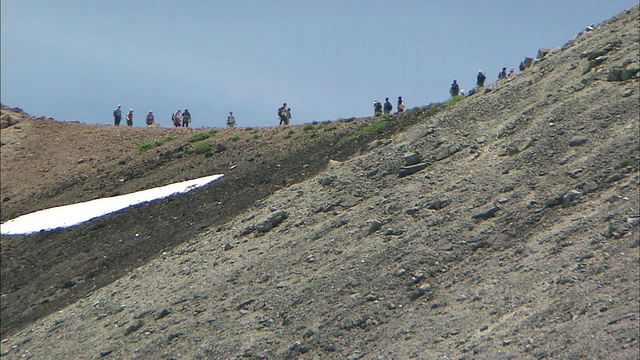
[188,132,210,143]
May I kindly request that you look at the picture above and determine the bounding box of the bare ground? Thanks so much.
[1,6,639,360]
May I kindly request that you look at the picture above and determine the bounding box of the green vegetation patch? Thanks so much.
[188,132,211,143]
[194,142,212,154]
[283,129,295,140]
[302,124,315,131]
[138,136,176,153]
[444,95,464,107]
[230,135,240,142]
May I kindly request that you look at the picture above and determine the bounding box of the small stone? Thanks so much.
[569,136,588,147]
[472,204,500,220]
[403,152,423,166]
[418,283,433,294]
[605,173,622,183]
[224,243,234,251]
[124,320,144,336]
[398,162,428,177]
[563,190,582,203]
[156,308,171,319]
[61,280,77,289]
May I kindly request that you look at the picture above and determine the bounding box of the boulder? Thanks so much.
[398,162,428,177]
[255,211,288,233]
[403,152,423,166]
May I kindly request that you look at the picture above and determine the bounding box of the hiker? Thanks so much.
[126,109,134,126]
[397,96,405,114]
[450,80,460,97]
[182,109,191,127]
[509,68,515,77]
[146,111,155,126]
[519,62,525,72]
[278,103,288,125]
[498,67,507,79]
[383,98,393,115]
[373,100,382,116]
[476,70,486,87]
[173,109,181,127]
[227,111,236,129]
[286,107,292,125]
[113,105,122,126]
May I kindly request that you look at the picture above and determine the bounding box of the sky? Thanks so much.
[1,0,637,128]
[0,174,223,235]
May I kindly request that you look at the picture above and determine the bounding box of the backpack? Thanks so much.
[452,83,459,90]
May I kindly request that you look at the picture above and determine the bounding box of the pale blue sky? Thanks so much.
[1,1,637,127]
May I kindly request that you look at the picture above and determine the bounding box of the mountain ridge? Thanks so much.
[1,6,638,359]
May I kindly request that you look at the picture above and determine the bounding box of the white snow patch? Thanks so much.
[1,174,224,236]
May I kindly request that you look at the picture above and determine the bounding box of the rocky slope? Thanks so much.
[1,6,639,359]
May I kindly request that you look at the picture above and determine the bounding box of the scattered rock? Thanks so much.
[61,280,77,289]
[569,136,588,147]
[156,308,171,319]
[605,173,622,183]
[403,152,423,166]
[255,211,288,233]
[124,320,144,336]
[398,162,428,177]
[435,144,460,161]
[427,199,449,210]
[318,176,336,186]
[236,298,255,311]
[563,190,582,203]
[581,180,599,194]
[224,242,234,251]
[365,220,383,236]
[100,349,114,357]
[472,204,500,220]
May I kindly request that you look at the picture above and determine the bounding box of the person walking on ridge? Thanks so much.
[285,107,292,125]
[146,110,155,126]
[113,105,122,126]
[450,80,460,97]
[126,109,134,126]
[498,67,507,79]
[173,109,181,127]
[383,98,393,115]
[278,103,288,125]
[182,109,191,127]
[227,111,236,129]
[373,100,382,116]
[476,70,486,87]
[397,96,405,114]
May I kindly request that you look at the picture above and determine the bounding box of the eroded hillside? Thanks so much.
[1,6,639,359]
